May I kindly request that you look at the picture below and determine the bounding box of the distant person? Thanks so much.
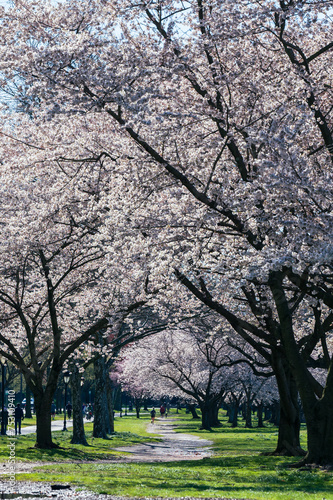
[66,402,72,419]
[15,403,24,435]
[160,404,166,418]
[150,408,156,424]
[51,402,56,420]
[86,403,93,420]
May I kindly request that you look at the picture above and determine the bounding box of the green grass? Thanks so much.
[17,457,333,499]
[1,410,333,499]
[0,415,161,462]
[172,412,308,456]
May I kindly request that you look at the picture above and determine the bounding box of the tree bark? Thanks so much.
[200,400,221,430]
[25,385,32,419]
[93,356,107,439]
[257,402,264,428]
[268,351,305,457]
[302,400,333,466]
[231,401,239,428]
[70,366,88,446]
[244,399,252,428]
[269,271,332,464]
[200,403,212,430]
[106,377,115,434]
[33,388,59,449]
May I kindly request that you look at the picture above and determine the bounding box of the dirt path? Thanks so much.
[113,417,213,462]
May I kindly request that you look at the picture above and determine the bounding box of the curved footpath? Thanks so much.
[114,418,213,462]
[0,418,237,500]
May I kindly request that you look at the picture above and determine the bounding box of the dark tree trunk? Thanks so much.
[26,367,61,448]
[271,405,304,457]
[188,404,200,419]
[33,387,59,449]
[211,401,222,427]
[232,401,240,428]
[35,403,53,448]
[270,401,280,426]
[268,353,305,457]
[200,400,220,430]
[200,404,212,430]
[70,366,88,446]
[25,385,32,419]
[302,401,333,466]
[244,398,252,428]
[105,377,115,434]
[135,402,140,418]
[93,356,107,439]
[257,402,264,428]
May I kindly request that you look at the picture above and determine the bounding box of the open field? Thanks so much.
[1,410,333,499]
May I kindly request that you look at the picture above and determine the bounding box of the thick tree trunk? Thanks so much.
[200,400,220,430]
[34,390,58,449]
[70,366,88,446]
[301,401,333,466]
[25,366,61,448]
[211,403,221,427]
[269,353,305,457]
[272,406,304,456]
[93,356,107,439]
[200,404,212,430]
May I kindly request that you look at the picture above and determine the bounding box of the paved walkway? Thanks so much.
[20,419,74,435]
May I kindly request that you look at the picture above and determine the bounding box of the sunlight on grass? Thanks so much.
[1,410,333,499]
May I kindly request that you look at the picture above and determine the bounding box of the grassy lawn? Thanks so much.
[0,416,161,462]
[1,410,333,499]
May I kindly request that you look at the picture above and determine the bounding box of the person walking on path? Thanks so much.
[150,407,156,424]
[160,404,166,418]
[15,403,24,435]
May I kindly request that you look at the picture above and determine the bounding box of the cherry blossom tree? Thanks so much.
[0,147,158,447]
[0,0,332,465]
[116,320,271,430]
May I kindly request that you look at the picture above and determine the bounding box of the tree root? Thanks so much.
[261,443,306,458]
[34,442,62,449]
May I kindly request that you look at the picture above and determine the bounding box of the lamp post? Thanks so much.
[0,356,6,436]
[62,371,70,431]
